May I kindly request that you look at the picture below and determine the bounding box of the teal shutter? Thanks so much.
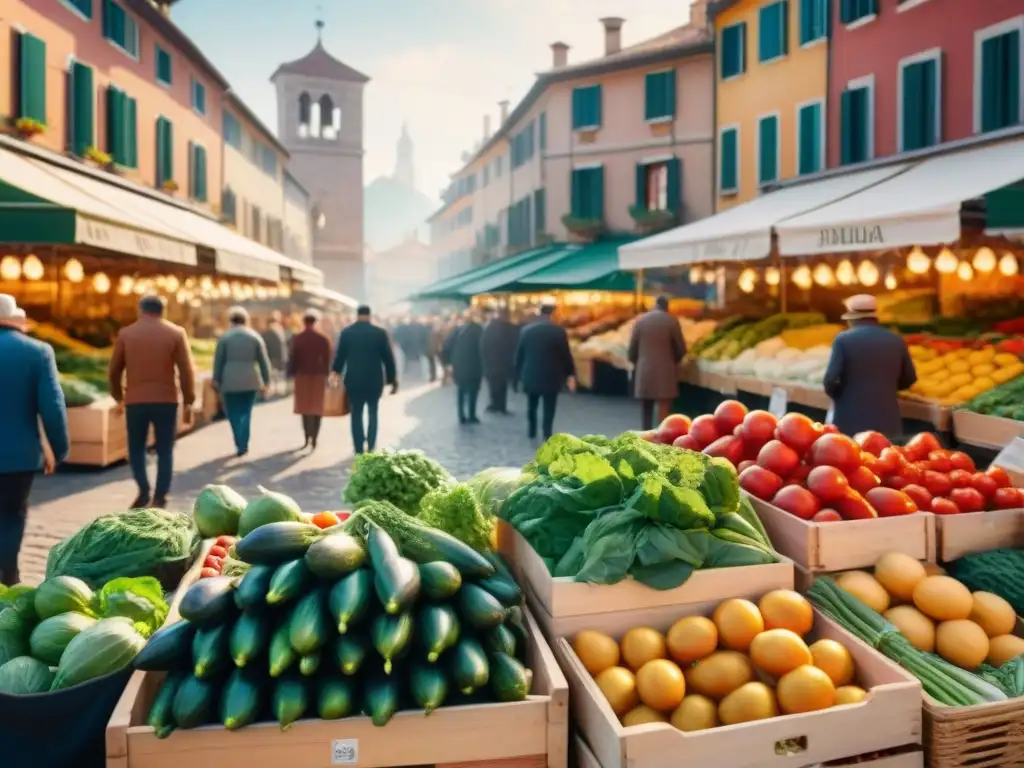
[572,87,601,129]
[126,97,138,167]
[592,86,603,127]
[156,117,173,184]
[798,103,820,174]
[666,158,682,213]
[106,86,125,162]
[982,31,1021,132]
[902,62,922,150]
[759,3,787,61]
[69,0,93,18]
[18,33,47,123]
[644,71,677,120]
[635,163,647,208]
[534,189,546,233]
[721,25,746,78]
[720,129,738,190]
[570,170,582,217]
[539,112,547,151]
[591,167,604,220]
[71,62,94,156]
[197,146,207,201]
[799,0,812,43]
[758,116,778,184]
[840,90,852,164]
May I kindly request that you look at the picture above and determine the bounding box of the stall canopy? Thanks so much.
[506,237,638,292]
[775,136,1024,255]
[301,284,358,308]
[617,165,909,270]
[453,243,579,296]
[412,243,565,300]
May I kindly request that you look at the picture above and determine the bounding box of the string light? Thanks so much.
[703,268,716,285]
[165,275,180,292]
[857,260,879,287]
[688,266,703,284]
[792,265,813,290]
[92,272,110,294]
[118,276,134,295]
[255,285,268,300]
[935,247,958,274]
[884,269,898,291]
[63,258,84,283]
[812,263,835,287]
[835,259,856,285]
[998,252,1019,277]
[0,256,21,281]
[906,246,931,275]
[972,246,996,273]
[957,261,974,281]
[22,255,44,281]
[764,266,781,286]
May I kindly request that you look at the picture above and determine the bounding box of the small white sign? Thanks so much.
[769,387,788,419]
[994,437,1024,474]
[331,739,359,765]
[825,404,835,426]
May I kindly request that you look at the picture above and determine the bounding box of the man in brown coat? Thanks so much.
[287,310,332,450]
[108,295,195,509]
[628,296,685,431]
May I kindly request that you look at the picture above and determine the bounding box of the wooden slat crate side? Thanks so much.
[936,508,1024,563]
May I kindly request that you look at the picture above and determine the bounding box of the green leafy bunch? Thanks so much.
[343,449,454,514]
[418,484,494,552]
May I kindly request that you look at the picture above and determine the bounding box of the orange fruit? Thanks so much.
[670,694,719,731]
[758,590,814,636]
[834,685,868,705]
[809,639,855,686]
[666,616,718,665]
[622,705,666,726]
[620,627,666,671]
[712,599,764,652]
[718,682,779,725]
[595,666,638,716]
[572,630,621,676]
[749,629,812,677]
[776,665,836,714]
[636,659,686,712]
[685,650,755,699]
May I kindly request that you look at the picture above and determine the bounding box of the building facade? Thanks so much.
[282,170,314,264]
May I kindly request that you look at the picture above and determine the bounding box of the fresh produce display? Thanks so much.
[576,316,718,366]
[696,313,825,362]
[809,552,1024,706]
[418,483,494,553]
[60,376,105,407]
[495,432,778,591]
[687,316,751,358]
[343,449,455,514]
[946,549,1024,617]
[573,589,873,729]
[964,373,1024,421]
[906,344,1024,405]
[199,536,240,579]
[193,485,248,538]
[714,337,834,385]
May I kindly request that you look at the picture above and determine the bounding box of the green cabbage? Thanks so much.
[0,656,55,694]
[33,575,95,620]
[94,577,168,637]
[343,449,453,514]
[52,618,147,690]
[29,613,97,666]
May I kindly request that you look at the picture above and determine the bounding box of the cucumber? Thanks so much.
[504,605,529,656]
[484,550,516,580]
[458,583,506,631]
[368,525,421,614]
[268,620,297,677]
[179,577,237,628]
[450,637,489,695]
[288,589,331,655]
[235,521,324,565]
[305,533,367,579]
[364,673,400,727]
[134,619,195,671]
[147,670,185,738]
[299,651,321,676]
[234,564,275,612]
[371,611,413,674]
[266,559,313,606]
[333,634,368,675]
[192,622,232,679]
[172,674,218,729]
[484,623,517,657]
[418,561,462,601]
[476,574,522,607]
[220,667,264,730]
[317,676,358,719]
[410,663,448,714]
[272,675,310,731]
[489,652,531,702]
[229,612,270,668]
[418,604,460,663]
[328,569,372,633]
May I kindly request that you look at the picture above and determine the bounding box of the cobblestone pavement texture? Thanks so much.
[22,380,640,583]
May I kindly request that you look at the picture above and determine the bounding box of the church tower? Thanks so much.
[271,19,369,298]
[393,123,415,190]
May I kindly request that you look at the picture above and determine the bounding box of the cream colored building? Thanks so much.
[283,170,314,264]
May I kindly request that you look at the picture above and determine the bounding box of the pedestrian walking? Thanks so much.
[331,305,397,454]
[213,306,271,457]
[444,312,485,424]
[0,295,69,585]
[481,306,519,414]
[108,294,196,509]
[288,309,332,450]
[824,294,917,437]
[628,296,686,430]
[427,317,444,382]
[514,298,576,440]
[261,311,288,396]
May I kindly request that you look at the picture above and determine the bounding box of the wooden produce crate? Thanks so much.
[747,494,937,573]
[105,606,568,768]
[952,410,1024,451]
[936,508,1024,562]
[732,377,772,398]
[65,397,128,467]
[557,603,922,768]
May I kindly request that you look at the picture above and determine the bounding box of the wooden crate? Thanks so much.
[936,508,1024,562]
[747,495,937,572]
[495,521,795,621]
[952,410,1024,451]
[105,605,568,768]
[732,377,773,397]
[557,603,922,768]
[65,397,129,467]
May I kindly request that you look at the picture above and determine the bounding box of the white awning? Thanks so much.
[776,137,1024,256]
[617,165,909,270]
[302,284,358,308]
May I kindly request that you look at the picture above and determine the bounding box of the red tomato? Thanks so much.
[203,555,223,570]
[757,440,801,478]
[200,567,220,578]
[846,466,881,495]
[860,453,881,476]
[821,424,840,435]
[776,413,823,455]
[672,434,702,451]
[970,472,999,500]
[806,465,850,503]
[657,414,692,444]
[214,535,236,548]
[882,474,910,490]
[904,432,942,461]
[925,451,953,474]
[948,451,976,472]
[865,487,918,517]
[740,410,778,445]
[992,487,1024,510]
[689,415,720,449]
[854,431,891,457]
[950,487,985,513]
[922,470,953,497]
[930,497,961,515]
[713,400,748,436]
[985,466,1013,489]
[902,484,933,511]
[739,465,784,501]
[208,545,229,559]
[808,433,863,471]
[790,463,813,485]
[772,485,821,520]
[877,447,906,475]
[737,460,756,473]
[702,435,745,467]
[812,509,843,522]
[949,469,973,489]
[835,490,879,520]
[336,511,351,522]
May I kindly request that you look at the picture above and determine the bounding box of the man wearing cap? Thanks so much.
[628,296,686,430]
[515,298,576,440]
[109,295,196,508]
[0,295,69,585]
[824,294,917,437]
[481,306,519,415]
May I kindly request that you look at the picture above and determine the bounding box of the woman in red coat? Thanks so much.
[287,310,332,450]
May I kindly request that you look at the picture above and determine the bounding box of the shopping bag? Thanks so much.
[324,383,349,417]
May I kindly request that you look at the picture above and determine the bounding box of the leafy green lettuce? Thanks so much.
[94,576,169,637]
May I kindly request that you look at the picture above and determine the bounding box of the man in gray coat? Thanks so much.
[824,294,917,437]
[628,296,685,430]
[214,307,272,457]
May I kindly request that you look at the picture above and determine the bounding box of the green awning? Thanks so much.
[413,243,565,300]
[505,237,639,292]
[454,243,579,295]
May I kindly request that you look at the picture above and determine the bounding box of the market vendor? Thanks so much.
[824,294,917,437]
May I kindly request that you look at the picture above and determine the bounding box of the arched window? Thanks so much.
[297,92,311,137]
[331,107,342,137]
[309,101,322,138]
[318,94,335,139]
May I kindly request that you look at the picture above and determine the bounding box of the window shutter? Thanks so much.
[535,189,546,233]
[720,129,737,190]
[780,2,789,54]
[1006,31,1022,130]
[759,117,778,183]
[666,158,682,213]
[664,70,677,117]
[570,170,581,217]
[644,74,657,120]
[839,0,851,24]
[71,62,94,156]
[720,28,733,78]
[798,104,819,174]
[160,119,174,184]
[840,90,854,164]
[126,97,138,167]
[592,86,603,127]
[635,163,647,208]
[902,63,921,150]
[758,6,777,61]
[592,167,604,220]
[19,33,47,123]
[106,87,125,162]
[800,0,811,44]
[199,146,207,201]
[981,37,1002,132]
[187,140,195,196]
[571,90,582,129]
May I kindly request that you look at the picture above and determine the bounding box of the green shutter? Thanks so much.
[1008,31,1022,130]
[644,71,676,120]
[592,86,603,127]
[157,118,173,184]
[902,62,922,150]
[570,170,582,217]
[759,3,786,62]
[591,167,604,220]
[758,116,778,184]
[126,97,138,167]
[106,86,125,162]
[635,163,647,208]
[799,0,812,43]
[666,158,682,213]
[983,31,1021,132]
[71,62,94,156]
[720,129,737,191]
[18,33,47,123]
[721,25,746,78]
[798,103,820,174]
[534,189,546,233]
[197,146,207,201]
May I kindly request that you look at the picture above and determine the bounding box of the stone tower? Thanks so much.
[393,122,415,190]
[271,21,369,298]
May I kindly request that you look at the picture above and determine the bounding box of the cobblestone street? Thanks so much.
[21,381,639,583]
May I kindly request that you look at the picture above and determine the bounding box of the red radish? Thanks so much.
[865,487,917,517]
[702,435,745,467]
[846,466,881,494]
[775,413,823,455]
[812,509,842,523]
[688,415,720,449]
[757,440,800,478]
[673,434,701,451]
[658,413,692,444]
[772,485,821,520]
[854,431,890,457]
[835,490,878,520]
[208,545,229,559]
[713,400,748,436]
[808,433,862,471]
[740,410,778,444]
[902,484,933,511]
[739,465,784,500]
[806,466,849,503]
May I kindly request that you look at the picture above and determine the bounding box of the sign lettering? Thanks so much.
[76,217,196,266]
[817,225,883,250]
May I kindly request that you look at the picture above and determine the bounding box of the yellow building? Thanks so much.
[712,0,829,210]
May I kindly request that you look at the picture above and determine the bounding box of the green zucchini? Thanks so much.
[305,533,366,579]
[229,612,270,668]
[504,605,529,657]
[317,676,357,719]
[333,634,368,675]
[328,569,372,633]
[371,611,413,674]
[418,604,460,663]
[418,561,462,601]
[299,650,321,676]
[450,637,489,695]
[220,667,264,730]
[368,525,421,614]
[476,574,522,607]
[268,620,297,677]
[410,663,448,714]
[192,623,231,679]
[266,559,313,606]
[134,619,195,671]
[364,673,400,727]
[489,651,531,702]
[484,623,517,657]
[288,589,331,655]
[178,577,237,628]
[484,550,516,580]
[233,564,275,612]
[235,521,324,565]
[458,583,506,631]
[172,674,218,729]
[147,670,185,738]
[273,675,310,731]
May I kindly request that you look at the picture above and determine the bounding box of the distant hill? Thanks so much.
[364,175,436,252]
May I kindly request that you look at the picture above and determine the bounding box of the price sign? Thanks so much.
[332,739,359,765]
[825,404,835,426]
[994,437,1024,474]
[769,387,788,419]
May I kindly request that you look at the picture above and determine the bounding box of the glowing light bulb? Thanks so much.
[857,260,879,287]
[703,268,716,285]
[0,255,21,281]
[764,266,781,286]
[63,258,84,283]
[92,272,110,294]
[935,247,958,274]
[812,263,835,287]
[118,276,133,296]
[835,259,856,285]
[792,265,813,290]
[689,266,703,284]
[956,261,974,281]
[201,276,213,290]
[998,252,1019,277]
[972,246,996,274]
[884,269,898,291]
[255,285,268,300]
[165,275,180,292]
[906,247,931,275]
[22,255,44,281]
[218,280,231,295]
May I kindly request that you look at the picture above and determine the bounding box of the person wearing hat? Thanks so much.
[213,306,272,457]
[514,297,576,440]
[824,294,917,437]
[0,295,69,585]
[628,296,686,430]
[287,309,333,450]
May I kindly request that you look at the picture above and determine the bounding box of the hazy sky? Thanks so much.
[172,0,694,202]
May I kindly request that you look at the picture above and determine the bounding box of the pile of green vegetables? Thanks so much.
[343,449,454,514]
[137,503,532,735]
[0,575,169,695]
[946,549,1024,615]
[494,433,778,590]
[60,376,105,408]
[964,375,1024,421]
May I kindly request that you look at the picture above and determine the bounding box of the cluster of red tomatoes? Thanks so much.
[200,535,238,578]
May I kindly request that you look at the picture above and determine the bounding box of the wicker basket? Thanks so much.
[925,697,1024,767]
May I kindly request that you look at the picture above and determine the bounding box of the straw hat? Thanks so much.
[0,294,26,328]
[841,294,878,321]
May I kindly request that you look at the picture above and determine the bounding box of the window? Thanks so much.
[222,112,242,149]
[483,164,490,186]
[719,127,739,193]
[222,188,237,225]
[534,188,546,234]
[570,166,604,220]
[757,114,780,185]
[69,62,94,157]
[251,205,262,241]
[800,0,829,44]
[720,23,747,79]
[17,33,47,123]
[839,0,877,26]
[106,86,137,167]
[495,155,503,178]
[191,77,207,116]
[156,117,173,185]
[571,85,602,130]
[260,145,278,176]
[758,2,789,63]
[645,70,677,121]
[61,0,93,19]
[511,121,535,169]
[899,50,941,151]
[188,141,207,201]
[539,112,547,151]
[635,159,681,212]
[155,45,172,86]
[840,78,874,164]
[507,196,533,247]
[102,0,139,58]
[975,19,1023,134]
[797,100,824,174]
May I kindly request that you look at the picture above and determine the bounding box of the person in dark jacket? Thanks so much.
[332,305,398,453]
[629,296,686,430]
[444,312,485,424]
[261,311,288,396]
[288,310,332,450]
[481,306,519,415]
[824,294,917,437]
[514,298,576,440]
